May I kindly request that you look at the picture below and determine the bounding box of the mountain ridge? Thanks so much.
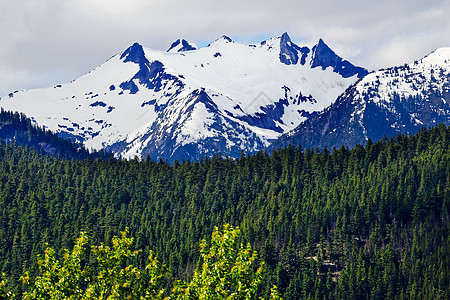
[271,46,450,150]
[0,33,366,162]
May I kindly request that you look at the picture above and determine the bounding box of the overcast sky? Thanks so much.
[1,0,449,97]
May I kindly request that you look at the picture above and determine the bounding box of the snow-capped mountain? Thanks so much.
[272,47,450,150]
[0,33,366,162]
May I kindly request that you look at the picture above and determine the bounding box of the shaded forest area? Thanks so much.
[0,109,112,160]
[0,121,448,299]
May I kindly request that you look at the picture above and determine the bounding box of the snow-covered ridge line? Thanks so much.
[271,45,450,152]
[0,32,367,162]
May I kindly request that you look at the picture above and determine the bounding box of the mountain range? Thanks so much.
[0,33,366,162]
[273,47,450,150]
[1,33,449,162]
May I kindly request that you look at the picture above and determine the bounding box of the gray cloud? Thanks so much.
[1,0,450,96]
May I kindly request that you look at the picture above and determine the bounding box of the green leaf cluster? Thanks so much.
[19,225,278,300]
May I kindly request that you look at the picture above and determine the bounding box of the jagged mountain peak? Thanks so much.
[208,35,234,46]
[120,42,148,64]
[259,33,364,74]
[310,38,337,67]
[278,32,292,45]
[281,32,290,38]
[278,32,309,66]
[311,38,368,78]
[316,38,328,48]
[167,39,197,53]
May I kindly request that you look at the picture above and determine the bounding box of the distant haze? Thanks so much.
[1,0,449,97]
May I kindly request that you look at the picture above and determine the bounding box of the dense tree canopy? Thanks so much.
[0,123,448,299]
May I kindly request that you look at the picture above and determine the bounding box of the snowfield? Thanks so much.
[0,33,366,161]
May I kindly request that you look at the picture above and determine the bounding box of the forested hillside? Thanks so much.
[0,124,448,299]
[0,109,112,160]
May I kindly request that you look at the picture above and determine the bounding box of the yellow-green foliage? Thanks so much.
[20,225,281,300]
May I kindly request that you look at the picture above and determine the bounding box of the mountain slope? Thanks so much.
[0,109,111,160]
[0,33,366,162]
[272,47,450,150]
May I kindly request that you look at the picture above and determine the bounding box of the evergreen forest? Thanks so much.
[0,109,112,161]
[0,111,448,299]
